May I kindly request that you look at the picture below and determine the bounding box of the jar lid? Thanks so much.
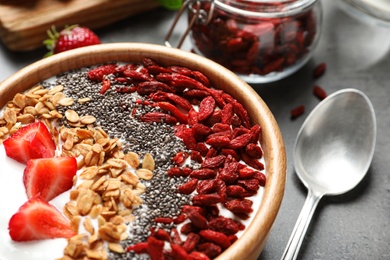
[215,0,318,18]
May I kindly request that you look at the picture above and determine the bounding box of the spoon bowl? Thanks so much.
[282,88,376,260]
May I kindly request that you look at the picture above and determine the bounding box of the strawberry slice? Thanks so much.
[3,121,56,164]
[23,157,77,201]
[8,196,75,241]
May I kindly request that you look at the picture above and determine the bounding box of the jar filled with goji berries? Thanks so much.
[181,0,322,83]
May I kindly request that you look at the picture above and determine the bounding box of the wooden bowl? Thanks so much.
[0,43,286,259]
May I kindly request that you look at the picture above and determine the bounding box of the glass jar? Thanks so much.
[185,0,322,83]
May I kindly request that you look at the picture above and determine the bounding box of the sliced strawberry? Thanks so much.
[3,121,56,164]
[8,196,75,242]
[23,157,77,201]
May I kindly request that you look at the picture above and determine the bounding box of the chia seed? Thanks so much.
[50,66,195,260]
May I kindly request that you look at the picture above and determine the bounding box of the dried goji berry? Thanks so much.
[195,142,209,157]
[290,105,305,119]
[203,110,222,126]
[208,216,241,236]
[182,205,207,216]
[178,178,198,194]
[193,194,223,206]
[245,143,263,158]
[313,85,327,100]
[137,81,175,95]
[212,123,232,133]
[226,185,255,198]
[188,108,199,126]
[173,151,189,165]
[181,223,198,234]
[171,228,183,244]
[140,112,178,124]
[238,167,256,179]
[88,64,117,81]
[183,89,210,100]
[201,155,226,168]
[196,179,217,194]
[182,233,200,253]
[190,150,203,163]
[181,128,197,150]
[229,133,252,149]
[167,167,192,177]
[198,96,216,122]
[192,123,213,141]
[127,242,148,253]
[150,91,193,111]
[225,199,253,215]
[189,251,211,260]
[190,168,217,180]
[206,135,231,148]
[147,236,165,260]
[171,243,190,260]
[237,179,260,192]
[152,228,171,242]
[220,148,240,162]
[241,153,264,170]
[199,230,231,249]
[156,102,188,124]
[187,210,208,230]
[197,242,222,258]
[218,161,240,184]
[249,124,261,143]
[232,100,251,128]
[191,70,210,87]
[215,179,227,202]
[154,217,174,224]
[313,62,326,79]
[123,69,153,82]
[173,214,188,225]
[253,171,266,186]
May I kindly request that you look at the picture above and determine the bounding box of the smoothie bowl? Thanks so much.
[0,43,286,260]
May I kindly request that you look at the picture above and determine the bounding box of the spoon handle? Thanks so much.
[281,189,324,260]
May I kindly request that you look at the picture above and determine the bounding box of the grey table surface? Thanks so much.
[0,1,389,259]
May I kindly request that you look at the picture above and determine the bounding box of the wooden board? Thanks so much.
[0,0,160,51]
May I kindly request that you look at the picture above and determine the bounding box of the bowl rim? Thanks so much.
[0,42,286,260]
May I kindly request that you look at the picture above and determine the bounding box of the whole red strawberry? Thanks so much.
[44,25,100,56]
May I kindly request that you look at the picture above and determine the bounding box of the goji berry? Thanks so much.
[195,142,209,157]
[229,133,252,149]
[313,85,327,100]
[152,228,171,242]
[156,102,188,124]
[199,230,231,249]
[196,179,217,194]
[190,150,203,163]
[191,70,210,87]
[87,64,117,81]
[171,243,190,260]
[225,199,253,215]
[208,216,241,236]
[127,242,148,253]
[198,96,216,122]
[181,128,197,150]
[203,110,222,126]
[99,79,111,95]
[221,149,240,161]
[313,62,326,79]
[197,242,222,258]
[249,124,261,143]
[182,233,200,253]
[206,135,231,148]
[237,179,260,191]
[123,69,153,82]
[140,112,178,124]
[212,123,232,133]
[189,251,211,260]
[226,185,256,198]
[193,194,223,206]
[183,89,210,100]
[182,205,207,216]
[232,100,251,128]
[173,214,188,225]
[218,161,240,184]
[167,167,192,177]
[154,217,174,224]
[171,228,183,244]
[137,81,175,95]
[173,151,189,165]
[192,123,213,141]
[190,168,217,180]
[180,223,198,234]
[201,155,226,168]
[290,105,305,119]
[245,143,263,158]
[188,108,199,126]
[178,178,198,194]
[147,236,165,260]
[241,153,264,170]
[187,210,208,230]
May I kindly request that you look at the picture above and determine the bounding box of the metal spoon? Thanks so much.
[281,88,376,260]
